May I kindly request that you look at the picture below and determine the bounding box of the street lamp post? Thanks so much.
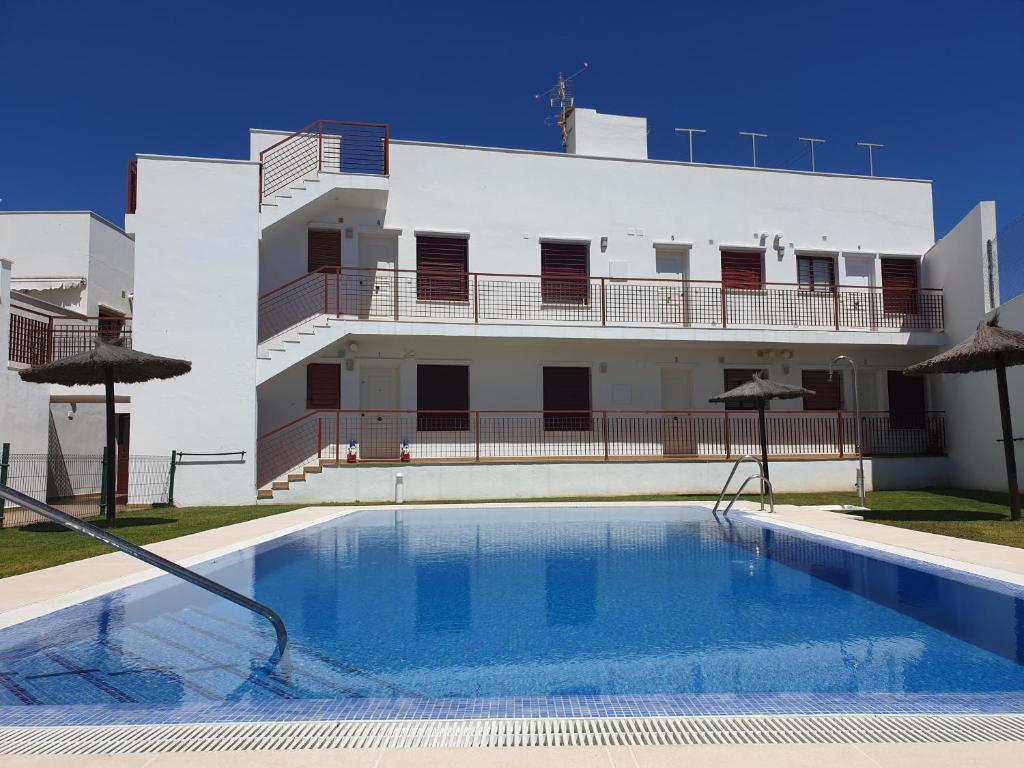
[829,355,866,506]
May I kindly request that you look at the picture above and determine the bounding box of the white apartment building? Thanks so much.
[10,107,1004,507]
[0,212,134,462]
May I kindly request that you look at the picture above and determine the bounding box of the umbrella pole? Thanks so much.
[995,358,1021,521]
[104,365,117,526]
[758,402,770,483]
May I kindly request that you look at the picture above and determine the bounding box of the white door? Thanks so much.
[655,248,690,325]
[359,367,400,459]
[660,368,695,456]
[356,234,398,319]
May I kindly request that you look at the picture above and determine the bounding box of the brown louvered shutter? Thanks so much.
[416,236,468,301]
[722,369,767,411]
[541,242,589,304]
[721,251,763,289]
[417,364,469,431]
[306,363,340,409]
[797,255,835,291]
[802,370,842,411]
[881,258,919,314]
[308,229,341,272]
[543,366,592,430]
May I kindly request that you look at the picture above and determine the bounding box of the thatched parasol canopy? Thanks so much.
[904,315,1024,376]
[19,341,191,525]
[710,373,815,482]
[904,314,1024,520]
[19,342,191,386]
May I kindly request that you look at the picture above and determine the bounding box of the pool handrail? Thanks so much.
[712,455,765,514]
[0,484,288,655]
[721,475,775,516]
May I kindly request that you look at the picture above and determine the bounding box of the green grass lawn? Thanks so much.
[1,488,1021,579]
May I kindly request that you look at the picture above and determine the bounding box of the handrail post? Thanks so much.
[323,270,328,315]
[317,417,323,459]
[317,121,323,172]
[99,446,109,517]
[0,443,8,527]
[167,450,177,506]
[335,411,341,463]
[602,411,610,460]
[393,263,400,321]
[600,277,607,326]
[335,267,341,318]
[475,411,481,461]
[383,125,390,175]
[837,411,845,457]
[724,411,732,459]
[46,316,54,363]
[833,283,841,330]
[473,273,480,323]
[721,287,728,328]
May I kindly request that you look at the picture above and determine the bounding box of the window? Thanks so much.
[416,236,468,302]
[543,366,592,430]
[417,364,469,431]
[721,251,763,289]
[306,363,340,409]
[802,370,842,411]
[97,307,125,343]
[887,370,926,429]
[308,229,341,272]
[541,241,589,304]
[722,369,767,411]
[797,255,835,292]
[881,258,920,314]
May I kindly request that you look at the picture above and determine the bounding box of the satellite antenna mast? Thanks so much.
[534,62,590,148]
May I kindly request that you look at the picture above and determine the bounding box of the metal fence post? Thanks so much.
[0,443,9,527]
[167,450,177,506]
[99,446,109,516]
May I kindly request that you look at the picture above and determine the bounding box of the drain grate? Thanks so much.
[2,714,1024,755]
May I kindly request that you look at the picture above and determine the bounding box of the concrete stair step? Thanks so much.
[271,481,289,491]
[287,473,306,482]
[257,489,275,500]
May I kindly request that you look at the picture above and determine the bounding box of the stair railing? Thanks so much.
[0,484,288,655]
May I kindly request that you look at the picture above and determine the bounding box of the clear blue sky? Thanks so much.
[1,0,1021,296]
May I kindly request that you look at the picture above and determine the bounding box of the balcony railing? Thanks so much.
[259,120,389,202]
[258,267,945,342]
[8,305,132,366]
[256,408,946,488]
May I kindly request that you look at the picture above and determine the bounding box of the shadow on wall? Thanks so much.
[871,458,951,491]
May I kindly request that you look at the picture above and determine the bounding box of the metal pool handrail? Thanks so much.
[721,475,775,517]
[712,455,764,514]
[0,484,288,655]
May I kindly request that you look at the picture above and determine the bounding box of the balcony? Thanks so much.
[8,304,132,365]
[256,408,946,489]
[258,267,944,344]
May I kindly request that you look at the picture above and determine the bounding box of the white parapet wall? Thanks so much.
[263,457,949,505]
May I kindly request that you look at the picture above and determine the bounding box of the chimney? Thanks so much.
[565,108,648,160]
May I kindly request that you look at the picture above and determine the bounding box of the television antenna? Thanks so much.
[674,128,706,163]
[739,131,768,167]
[857,142,884,176]
[798,137,825,172]
[534,62,590,147]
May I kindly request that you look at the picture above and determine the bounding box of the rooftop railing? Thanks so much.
[258,266,944,343]
[258,120,389,202]
[8,304,132,366]
[256,408,946,489]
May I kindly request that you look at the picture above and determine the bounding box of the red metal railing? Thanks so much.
[7,305,132,366]
[256,408,946,488]
[258,120,389,201]
[126,159,138,214]
[257,266,944,342]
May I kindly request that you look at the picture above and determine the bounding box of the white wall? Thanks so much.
[921,202,1011,491]
[130,155,260,505]
[0,212,133,316]
[265,456,949,505]
[565,108,649,160]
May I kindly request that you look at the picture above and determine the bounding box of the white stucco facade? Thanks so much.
[4,107,1016,507]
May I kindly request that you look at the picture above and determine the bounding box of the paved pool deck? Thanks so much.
[1,501,1023,765]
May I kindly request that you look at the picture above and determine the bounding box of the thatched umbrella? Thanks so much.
[904,314,1024,521]
[710,374,815,482]
[20,341,191,525]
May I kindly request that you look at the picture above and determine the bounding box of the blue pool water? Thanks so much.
[1,506,1023,718]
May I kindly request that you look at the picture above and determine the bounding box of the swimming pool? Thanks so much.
[1,505,1023,725]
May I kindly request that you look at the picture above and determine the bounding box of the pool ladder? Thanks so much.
[0,484,288,655]
[712,455,775,517]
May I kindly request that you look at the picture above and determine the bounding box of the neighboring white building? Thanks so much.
[0,212,134,466]
[5,107,1009,506]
